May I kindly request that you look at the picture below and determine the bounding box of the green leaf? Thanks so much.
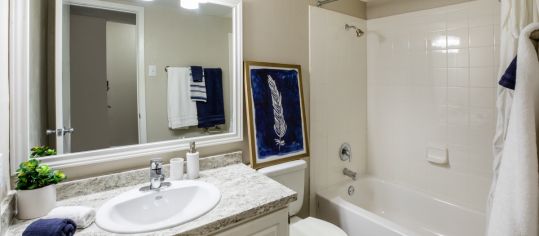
[15,147,66,190]
[37,165,51,175]
[30,146,57,158]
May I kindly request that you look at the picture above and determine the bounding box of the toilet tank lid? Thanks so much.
[257,160,307,177]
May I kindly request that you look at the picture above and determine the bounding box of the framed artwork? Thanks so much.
[244,61,309,169]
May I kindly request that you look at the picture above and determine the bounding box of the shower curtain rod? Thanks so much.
[317,0,339,7]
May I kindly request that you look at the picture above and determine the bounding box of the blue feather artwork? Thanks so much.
[250,68,306,162]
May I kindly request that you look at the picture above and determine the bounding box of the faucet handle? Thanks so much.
[149,158,165,190]
[150,158,164,180]
[150,158,163,170]
[339,143,352,162]
[150,177,162,189]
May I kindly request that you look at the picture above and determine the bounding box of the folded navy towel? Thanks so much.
[190,66,204,82]
[23,218,76,236]
[196,68,225,128]
[499,56,517,90]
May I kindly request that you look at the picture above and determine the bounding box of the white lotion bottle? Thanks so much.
[186,142,199,179]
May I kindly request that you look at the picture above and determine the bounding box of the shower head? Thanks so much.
[354,29,364,37]
[345,24,364,37]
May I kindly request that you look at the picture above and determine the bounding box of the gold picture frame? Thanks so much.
[244,61,309,169]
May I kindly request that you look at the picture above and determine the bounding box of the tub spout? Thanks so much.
[343,168,357,180]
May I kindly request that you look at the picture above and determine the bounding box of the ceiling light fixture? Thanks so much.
[181,0,200,9]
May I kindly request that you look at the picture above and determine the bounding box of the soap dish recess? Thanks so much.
[426,146,448,164]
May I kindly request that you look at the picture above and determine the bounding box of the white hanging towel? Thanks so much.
[489,0,539,223]
[167,67,198,129]
[487,23,539,236]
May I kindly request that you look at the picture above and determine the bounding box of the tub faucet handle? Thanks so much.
[340,143,352,162]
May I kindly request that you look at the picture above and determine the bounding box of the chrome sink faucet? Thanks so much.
[150,158,165,189]
[343,168,357,181]
[141,158,170,192]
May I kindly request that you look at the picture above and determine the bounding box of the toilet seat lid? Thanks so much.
[290,217,347,236]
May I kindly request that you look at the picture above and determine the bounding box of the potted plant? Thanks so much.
[16,146,66,219]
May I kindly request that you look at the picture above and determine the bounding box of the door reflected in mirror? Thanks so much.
[28,0,233,155]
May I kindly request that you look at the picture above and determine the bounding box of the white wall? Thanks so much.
[367,0,500,211]
[309,6,367,214]
[0,0,10,199]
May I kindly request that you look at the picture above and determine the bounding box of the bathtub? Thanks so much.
[316,177,485,236]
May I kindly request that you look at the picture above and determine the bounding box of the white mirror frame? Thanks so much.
[9,0,243,173]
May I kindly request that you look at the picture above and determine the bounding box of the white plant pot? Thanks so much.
[17,184,56,219]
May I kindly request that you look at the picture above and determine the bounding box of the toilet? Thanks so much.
[258,160,347,236]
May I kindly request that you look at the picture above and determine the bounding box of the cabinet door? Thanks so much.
[214,208,289,236]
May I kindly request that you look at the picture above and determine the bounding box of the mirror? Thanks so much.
[12,0,242,167]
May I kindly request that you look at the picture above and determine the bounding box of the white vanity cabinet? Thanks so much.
[213,208,289,236]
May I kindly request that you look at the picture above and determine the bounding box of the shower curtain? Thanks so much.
[487,0,539,235]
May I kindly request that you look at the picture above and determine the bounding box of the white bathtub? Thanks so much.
[316,177,485,236]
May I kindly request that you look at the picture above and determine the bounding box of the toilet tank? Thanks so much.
[257,160,306,216]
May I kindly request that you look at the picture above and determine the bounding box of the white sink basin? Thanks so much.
[95,180,221,234]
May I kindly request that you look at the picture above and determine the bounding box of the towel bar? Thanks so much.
[164,66,185,72]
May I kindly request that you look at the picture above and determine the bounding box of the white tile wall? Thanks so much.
[309,6,368,214]
[366,0,499,212]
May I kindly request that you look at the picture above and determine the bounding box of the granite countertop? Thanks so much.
[6,163,297,236]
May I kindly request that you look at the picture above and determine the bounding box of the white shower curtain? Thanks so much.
[488,0,539,235]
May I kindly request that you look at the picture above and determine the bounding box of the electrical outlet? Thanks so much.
[148,65,157,77]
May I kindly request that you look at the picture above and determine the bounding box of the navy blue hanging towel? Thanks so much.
[499,56,517,90]
[190,66,204,82]
[196,68,225,128]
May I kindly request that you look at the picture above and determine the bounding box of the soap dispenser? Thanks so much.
[186,141,200,179]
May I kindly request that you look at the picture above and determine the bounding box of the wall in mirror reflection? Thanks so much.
[28,0,233,154]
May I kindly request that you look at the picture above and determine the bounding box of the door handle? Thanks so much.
[46,129,58,136]
[46,128,74,136]
[61,127,75,135]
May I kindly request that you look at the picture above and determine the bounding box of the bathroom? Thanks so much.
[1,0,538,235]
